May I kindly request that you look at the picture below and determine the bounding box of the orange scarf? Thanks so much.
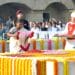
[68,23,75,35]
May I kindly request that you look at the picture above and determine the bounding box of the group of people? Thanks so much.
[0,12,66,40]
[12,10,75,51]
[0,9,75,52]
[55,11,75,50]
[30,19,65,32]
[0,10,30,40]
[6,10,34,53]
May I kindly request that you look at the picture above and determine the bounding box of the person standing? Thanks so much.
[55,11,75,50]
[16,10,30,30]
[7,19,33,53]
[0,23,6,39]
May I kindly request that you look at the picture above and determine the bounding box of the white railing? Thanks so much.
[32,31,60,39]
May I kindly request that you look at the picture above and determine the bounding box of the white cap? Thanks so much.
[71,11,75,17]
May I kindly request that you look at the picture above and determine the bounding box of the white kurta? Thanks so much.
[9,27,28,53]
[59,22,75,50]
[9,37,20,53]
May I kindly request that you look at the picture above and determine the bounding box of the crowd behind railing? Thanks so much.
[30,19,65,31]
[0,17,66,40]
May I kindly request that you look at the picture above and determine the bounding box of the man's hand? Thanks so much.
[53,34,59,37]
[7,32,18,38]
[54,34,68,37]
[67,34,75,39]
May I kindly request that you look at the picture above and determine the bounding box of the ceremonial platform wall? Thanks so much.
[0,0,74,22]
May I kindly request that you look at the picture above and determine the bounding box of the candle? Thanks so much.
[21,59,25,75]
[61,38,66,49]
[36,60,41,75]
[18,59,22,75]
[14,59,19,75]
[55,38,59,50]
[52,37,59,50]
[25,59,27,75]
[37,60,46,75]
[37,60,58,75]
[28,60,32,75]
[0,58,2,75]
[46,60,58,75]
[0,58,1,75]
[40,39,44,50]
[9,58,12,75]
[1,58,4,75]
[64,61,68,75]
[36,39,41,50]
[4,58,8,75]
[1,40,6,53]
[31,39,36,50]
[23,59,32,75]
[48,40,52,50]
[66,58,75,75]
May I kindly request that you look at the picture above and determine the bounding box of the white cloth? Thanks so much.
[9,37,20,53]
[65,40,75,50]
[9,27,28,53]
[58,22,75,50]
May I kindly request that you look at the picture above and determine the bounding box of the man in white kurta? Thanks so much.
[56,11,75,50]
[7,19,30,53]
